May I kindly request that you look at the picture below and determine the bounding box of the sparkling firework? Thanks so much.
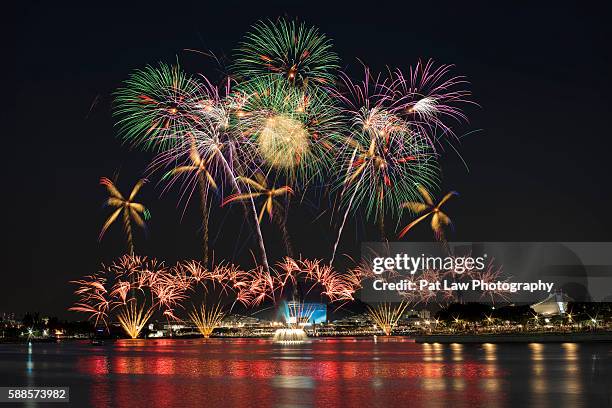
[99,177,150,255]
[367,302,409,336]
[117,299,155,339]
[68,275,111,328]
[233,18,339,87]
[189,303,226,338]
[114,63,201,151]
[330,68,439,263]
[125,71,271,270]
[70,255,237,337]
[90,20,481,329]
[333,69,440,221]
[233,75,342,185]
[237,257,362,306]
[391,59,473,143]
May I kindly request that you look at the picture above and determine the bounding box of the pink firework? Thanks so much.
[391,59,473,144]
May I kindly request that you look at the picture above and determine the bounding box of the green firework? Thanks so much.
[335,114,440,223]
[114,63,200,151]
[233,18,339,87]
[232,75,343,186]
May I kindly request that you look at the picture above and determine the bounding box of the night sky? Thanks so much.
[6,2,611,318]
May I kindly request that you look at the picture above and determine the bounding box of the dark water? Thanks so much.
[1,338,611,407]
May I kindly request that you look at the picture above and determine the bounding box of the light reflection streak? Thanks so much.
[70,339,510,407]
[562,343,581,408]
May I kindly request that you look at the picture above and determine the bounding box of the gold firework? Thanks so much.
[222,173,293,224]
[259,114,310,170]
[367,302,408,336]
[99,177,150,255]
[189,303,225,338]
[398,185,458,240]
[117,300,154,339]
[163,136,218,265]
[163,136,218,189]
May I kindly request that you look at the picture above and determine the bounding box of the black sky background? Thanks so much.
[5,1,611,319]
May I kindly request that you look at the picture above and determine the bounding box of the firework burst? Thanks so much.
[233,18,339,87]
[333,69,440,221]
[69,275,111,328]
[233,75,342,185]
[114,63,201,151]
[391,59,473,144]
[70,255,239,338]
[79,19,481,336]
[329,68,439,262]
[133,73,273,269]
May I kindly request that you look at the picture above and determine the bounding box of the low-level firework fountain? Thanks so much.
[272,328,308,343]
[189,302,226,338]
[273,299,315,344]
[367,301,409,336]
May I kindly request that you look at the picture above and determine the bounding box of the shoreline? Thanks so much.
[4,331,612,344]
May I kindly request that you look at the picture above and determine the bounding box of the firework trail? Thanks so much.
[156,134,218,264]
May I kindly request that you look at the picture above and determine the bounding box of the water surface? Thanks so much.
[1,338,610,407]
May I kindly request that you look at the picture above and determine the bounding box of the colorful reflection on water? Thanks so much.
[1,338,610,407]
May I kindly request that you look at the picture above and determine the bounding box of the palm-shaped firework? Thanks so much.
[398,185,458,240]
[222,173,294,256]
[99,177,150,255]
[162,135,218,190]
[222,173,293,224]
[69,17,487,341]
[159,134,219,264]
[116,66,266,267]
